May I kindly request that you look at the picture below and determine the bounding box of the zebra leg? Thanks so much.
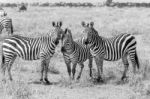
[77,63,84,80]
[7,64,13,81]
[6,28,10,36]
[65,61,71,80]
[72,63,77,80]
[0,29,2,34]
[94,56,104,82]
[40,59,47,83]
[40,63,44,82]
[44,59,51,84]
[121,55,129,81]
[7,56,16,81]
[129,51,138,74]
[88,56,93,78]
[1,63,6,82]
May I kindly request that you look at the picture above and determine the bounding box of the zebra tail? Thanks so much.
[135,50,140,69]
[11,22,13,34]
[1,48,5,73]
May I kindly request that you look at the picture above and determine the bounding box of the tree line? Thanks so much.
[1,1,150,8]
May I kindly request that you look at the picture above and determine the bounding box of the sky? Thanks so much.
[0,0,149,3]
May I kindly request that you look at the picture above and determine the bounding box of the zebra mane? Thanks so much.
[67,29,73,41]
[91,27,99,36]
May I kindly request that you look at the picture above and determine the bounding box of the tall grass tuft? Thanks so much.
[0,80,33,99]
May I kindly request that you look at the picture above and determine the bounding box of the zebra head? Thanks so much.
[51,21,63,45]
[61,28,73,53]
[0,10,7,17]
[81,21,98,45]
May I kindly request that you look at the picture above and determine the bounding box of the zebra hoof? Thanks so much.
[40,78,45,84]
[121,76,127,81]
[97,77,104,83]
[44,78,51,85]
[121,76,128,82]
[76,76,80,80]
[72,76,75,80]
[40,78,43,82]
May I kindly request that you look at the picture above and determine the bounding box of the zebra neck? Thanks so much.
[51,37,58,46]
[0,28,2,33]
[90,35,103,46]
[41,36,58,47]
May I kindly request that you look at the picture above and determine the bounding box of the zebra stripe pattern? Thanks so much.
[0,16,13,35]
[1,21,63,84]
[81,21,139,82]
[61,28,93,80]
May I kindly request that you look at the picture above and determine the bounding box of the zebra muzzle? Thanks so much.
[61,47,66,53]
[55,40,59,45]
[84,39,89,45]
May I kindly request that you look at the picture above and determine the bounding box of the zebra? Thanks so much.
[1,21,63,84]
[0,16,13,35]
[61,28,93,80]
[81,21,139,82]
[0,9,7,17]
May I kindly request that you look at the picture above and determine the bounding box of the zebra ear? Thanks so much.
[64,28,68,34]
[59,21,62,27]
[4,12,7,16]
[90,22,94,28]
[52,21,56,27]
[81,21,86,27]
[67,29,71,34]
[67,29,73,40]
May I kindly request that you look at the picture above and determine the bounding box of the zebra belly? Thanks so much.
[63,52,87,64]
[21,56,40,60]
[103,56,121,61]
[103,51,122,61]
[90,49,122,61]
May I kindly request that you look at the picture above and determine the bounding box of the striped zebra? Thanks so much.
[61,28,93,80]
[0,9,7,17]
[1,21,63,84]
[0,16,13,35]
[81,21,139,82]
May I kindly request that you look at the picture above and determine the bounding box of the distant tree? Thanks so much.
[39,2,49,7]
[31,2,39,6]
[106,0,113,6]
[18,3,27,12]
[0,7,3,10]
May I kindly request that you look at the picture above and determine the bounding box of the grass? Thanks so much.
[0,6,150,99]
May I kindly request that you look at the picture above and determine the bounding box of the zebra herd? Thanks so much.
[0,13,139,85]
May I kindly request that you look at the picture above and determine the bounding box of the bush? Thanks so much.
[39,2,49,7]
[0,3,17,7]
[30,2,39,6]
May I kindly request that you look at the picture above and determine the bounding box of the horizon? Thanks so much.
[0,0,104,3]
[0,0,150,3]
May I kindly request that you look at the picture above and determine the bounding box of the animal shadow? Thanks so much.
[28,80,60,86]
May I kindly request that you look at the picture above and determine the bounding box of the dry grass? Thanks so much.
[0,6,150,99]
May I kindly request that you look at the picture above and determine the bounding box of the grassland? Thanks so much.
[0,6,150,99]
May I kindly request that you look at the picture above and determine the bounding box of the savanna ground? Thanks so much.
[0,6,150,99]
